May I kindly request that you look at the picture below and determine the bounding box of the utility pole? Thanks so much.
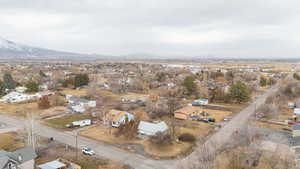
[74,131,78,160]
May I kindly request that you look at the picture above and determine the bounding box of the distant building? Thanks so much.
[0,146,37,169]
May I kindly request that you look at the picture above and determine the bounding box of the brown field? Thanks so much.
[0,102,40,117]
[61,88,88,97]
[0,132,24,151]
[39,106,68,119]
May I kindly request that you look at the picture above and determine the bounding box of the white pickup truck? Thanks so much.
[82,147,95,156]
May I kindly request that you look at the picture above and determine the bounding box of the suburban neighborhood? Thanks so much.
[0,61,299,169]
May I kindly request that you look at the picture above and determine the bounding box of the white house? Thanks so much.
[192,98,209,106]
[66,95,96,113]
[294,108,300,115]
[138,121,168,137]
[15,86,27,93]
[0,92,30,103]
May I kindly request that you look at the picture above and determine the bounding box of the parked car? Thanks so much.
[82,147,95,155]
[198,118,215,123]
[200,112,209,116]
[190,115,199,121]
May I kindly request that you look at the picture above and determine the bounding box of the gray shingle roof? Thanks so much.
[0,147,37,168]
[69,96,89,103]
[293,124,300,130]
[8,146,37,163]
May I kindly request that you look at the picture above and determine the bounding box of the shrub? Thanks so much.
[38,96,51,109]
[178,133,196,142]
[25,80,39,93]
[150,132,172,146]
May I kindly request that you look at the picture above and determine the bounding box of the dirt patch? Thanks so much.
[39,106,68,119]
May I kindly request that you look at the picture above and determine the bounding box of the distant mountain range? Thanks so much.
[0,37,298,61]
[0,37,97,60]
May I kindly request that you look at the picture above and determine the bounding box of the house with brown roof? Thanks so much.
[107,109,135,127]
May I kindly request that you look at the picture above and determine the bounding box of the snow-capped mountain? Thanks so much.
[0,37,92,60]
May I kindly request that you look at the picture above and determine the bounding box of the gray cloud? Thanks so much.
[0,0,299,58]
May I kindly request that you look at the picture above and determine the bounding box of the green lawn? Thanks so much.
[45,114,89,129]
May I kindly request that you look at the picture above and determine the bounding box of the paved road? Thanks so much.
[0,114,175,169]
[0,84,280,169]
[178,84,280,168]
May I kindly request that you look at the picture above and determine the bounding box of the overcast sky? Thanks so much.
[0,0,299,58]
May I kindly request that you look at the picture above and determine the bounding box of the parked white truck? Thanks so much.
[66,119,91,128]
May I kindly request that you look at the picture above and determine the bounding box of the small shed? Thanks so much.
[37,160,66,169]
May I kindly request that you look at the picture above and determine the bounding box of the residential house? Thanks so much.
[0,147,37,169]
[138,121,168,137]
[192,98,209,106]
[294,108,300,115]
[0,92,30,103]
[108,109,135,127]
[37,158,81,169]
[66,95,96,113]
[15,86,27,93]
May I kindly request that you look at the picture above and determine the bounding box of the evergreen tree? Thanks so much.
[0,80,5,96]
[74,74,89,88]
[183,76,197,95]
[3,73,16,89]
[228,81,251,103]
[25,80,39,93]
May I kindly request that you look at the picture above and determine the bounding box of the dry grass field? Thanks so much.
[0,102,40,117]
[61,88,88,97]
[39,106,68,119]
[0,132,24,151]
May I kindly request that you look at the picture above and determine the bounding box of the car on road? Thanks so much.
[82,147,95,155]
[223,117,231,121]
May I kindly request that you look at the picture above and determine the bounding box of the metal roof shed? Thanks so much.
[38,160,66,169]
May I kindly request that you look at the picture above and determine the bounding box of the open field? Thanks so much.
[61,88,88,97]
[0,102,39,117]
[44,114,90,129]
[39,106,68,119]
[0,132,24,151]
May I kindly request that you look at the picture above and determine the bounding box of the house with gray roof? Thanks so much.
[66,95,96,113]
[138,121,168,138]
[0,146,37,169]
